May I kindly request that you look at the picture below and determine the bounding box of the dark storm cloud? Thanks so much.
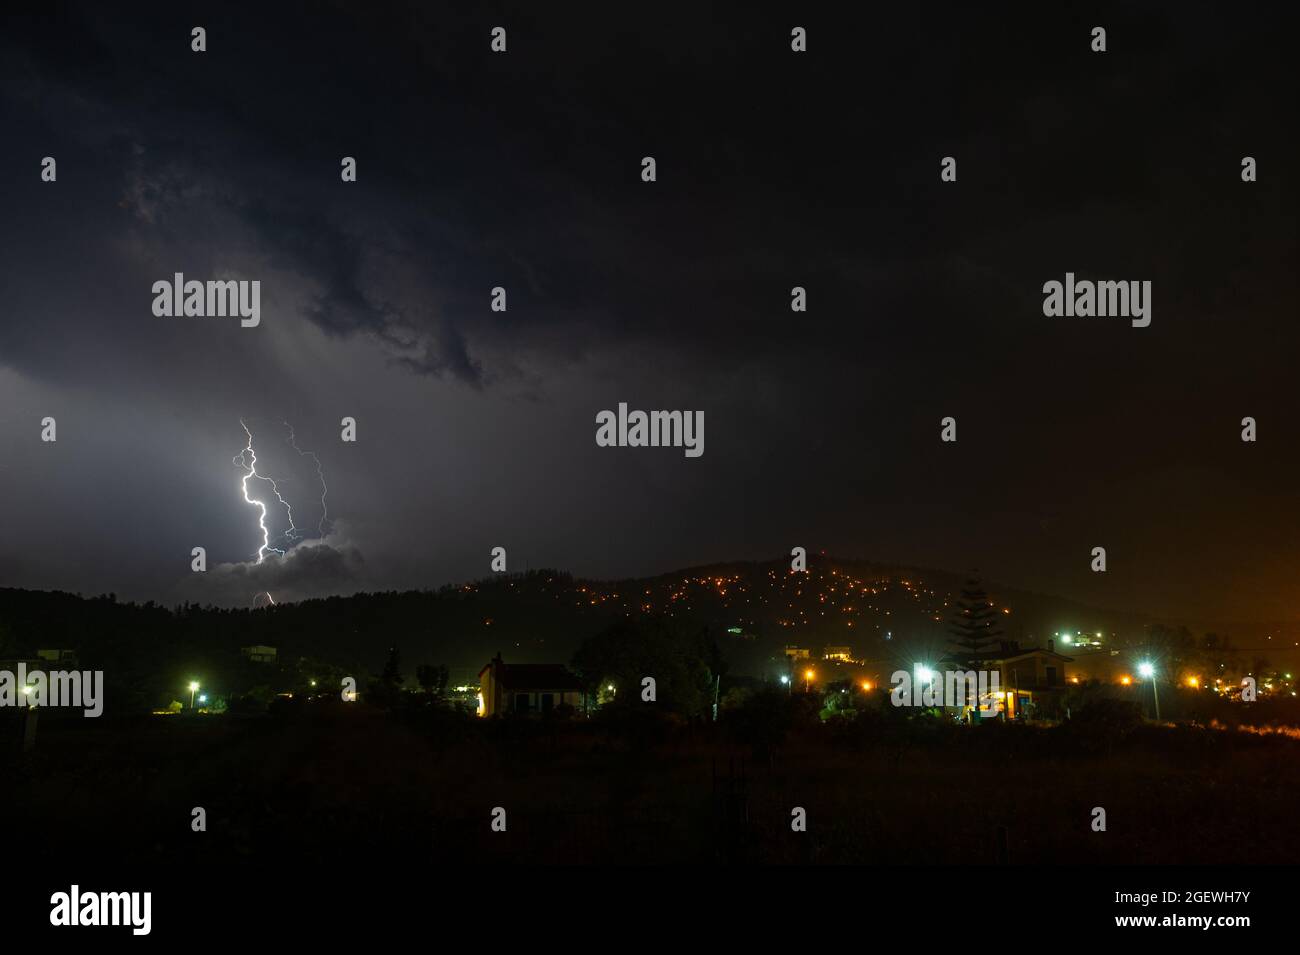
[0,3,1296,622]
[7,3,1283,388]
[179,541,368,606]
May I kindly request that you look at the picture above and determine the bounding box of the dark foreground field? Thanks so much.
[6,707,1298,865]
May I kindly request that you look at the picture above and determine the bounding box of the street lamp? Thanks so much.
[1137,662,1159,719]
[188,681,200,710]
[804,668,815,692]
[914,665,936,706]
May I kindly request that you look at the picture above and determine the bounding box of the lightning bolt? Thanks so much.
[233,420,291,562]
[284,420,330,539]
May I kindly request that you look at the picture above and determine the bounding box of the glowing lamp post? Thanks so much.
[1137,662,1159,720]
[188,681,200,710]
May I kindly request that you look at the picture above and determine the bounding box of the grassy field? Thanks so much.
[7,706,1298,865]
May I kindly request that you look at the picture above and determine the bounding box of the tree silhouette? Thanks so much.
[948,572,1002,668]
[381,646,403,686]
[416,663,448,699]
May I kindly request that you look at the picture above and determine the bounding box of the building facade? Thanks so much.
[478,653,586,717]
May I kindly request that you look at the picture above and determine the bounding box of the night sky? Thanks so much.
[0,3,1295,623]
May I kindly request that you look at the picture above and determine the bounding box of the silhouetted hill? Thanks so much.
[6,554,1292,705]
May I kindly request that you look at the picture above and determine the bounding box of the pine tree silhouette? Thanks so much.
[948,571,1003,668]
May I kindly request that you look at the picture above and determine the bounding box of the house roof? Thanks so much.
[1001,649,1073,663]
[479,659,585,692]
[943,647,1074,665]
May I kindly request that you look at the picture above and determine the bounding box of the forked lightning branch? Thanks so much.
[231,420,331,579]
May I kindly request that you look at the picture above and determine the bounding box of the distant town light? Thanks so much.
[779,675,790,684]
[1138,662,1155,679]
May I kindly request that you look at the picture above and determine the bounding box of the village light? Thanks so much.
[1137,662,1155,679]
[188,681,200,709]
